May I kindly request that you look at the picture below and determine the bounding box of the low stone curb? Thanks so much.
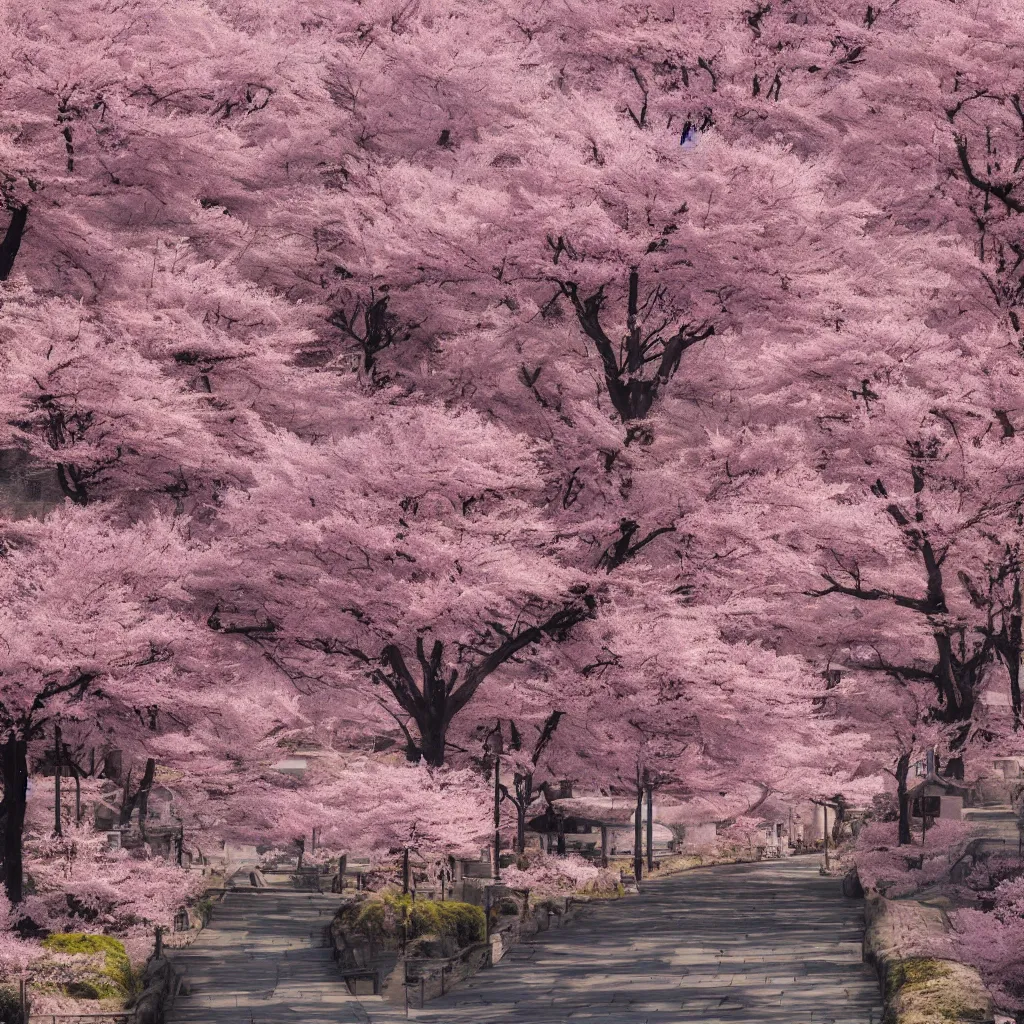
[862,893,994,1024]
[132,886,227,1021]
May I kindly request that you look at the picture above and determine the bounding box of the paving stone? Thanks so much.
[410,858,881,1024]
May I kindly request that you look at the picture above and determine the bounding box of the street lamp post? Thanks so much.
[494,749,501,882]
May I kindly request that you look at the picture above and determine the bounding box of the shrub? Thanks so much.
[0,985,25,1024]
[498,852,620,898]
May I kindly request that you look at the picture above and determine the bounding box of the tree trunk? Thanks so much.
[896,752,912,846]
[633,789,643,883]
[514,771,532,854]
[417,721,446,767]
[296,836,305,871]
[402,847,410,894]
[0,205,27,281]
[1,736,28,905]
[556,814,565,856]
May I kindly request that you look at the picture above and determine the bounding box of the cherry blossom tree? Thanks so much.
[0,511,204,903]
[190,403,600,768]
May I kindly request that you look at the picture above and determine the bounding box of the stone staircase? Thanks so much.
[165,889,406,1023]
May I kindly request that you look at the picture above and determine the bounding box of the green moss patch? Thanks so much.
[41,933,133,1000]
[340,894,485,950]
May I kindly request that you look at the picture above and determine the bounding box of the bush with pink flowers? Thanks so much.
[498,853,620,900]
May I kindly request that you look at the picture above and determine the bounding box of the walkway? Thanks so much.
[407,858,881,1024]
[165,889,373,1023]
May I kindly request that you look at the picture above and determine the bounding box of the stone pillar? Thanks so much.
[812,803,826,841]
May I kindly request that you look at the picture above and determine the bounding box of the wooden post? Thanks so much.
[53,725,62,837]
[601,825,609,868]
[493,753,501,881]
[823,805,830,871]
[72,765,82,825]
[645,784,654,872]
[155,925,163,959]
[633,788,643,883]
[53,724,62,835]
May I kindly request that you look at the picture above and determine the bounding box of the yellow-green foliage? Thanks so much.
[342,894,485,949]
[41,933,133,1000]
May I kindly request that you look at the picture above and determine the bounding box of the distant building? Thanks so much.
[908,770,969,822]
[0,449,62,518]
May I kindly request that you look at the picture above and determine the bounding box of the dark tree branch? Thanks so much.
[954,134,1024,214]
[558,270,714,422]
[599,518,677,572]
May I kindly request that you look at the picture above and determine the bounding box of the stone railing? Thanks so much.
[402,945,492,1009]
[862,894,994,1024]
[29,1015,136,1023]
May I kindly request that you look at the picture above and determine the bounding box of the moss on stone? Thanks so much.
[886,958,950,999]
[340,894,485,950]
[886,956,993,1024]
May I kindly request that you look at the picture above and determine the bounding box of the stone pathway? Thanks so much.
[165,859,881,1024]
[165,889,375,1023]
[404,857,881,1024]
